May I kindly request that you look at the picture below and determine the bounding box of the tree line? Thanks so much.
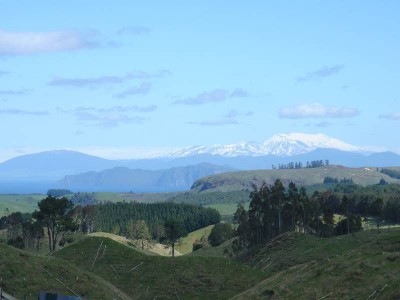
[272,160,329,170]
[233,179,400,254]
[1,197,220,253]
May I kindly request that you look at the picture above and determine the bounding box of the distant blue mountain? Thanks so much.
[1,148,400,193]
[56,163,235,192]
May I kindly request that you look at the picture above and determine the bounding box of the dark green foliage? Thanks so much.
[323,177,353,184]
[234,203,251,254]
[70,192,97,206]
[0,212,31,230]
[335,215,363,235]
[33,196,76,252]
[383,199,400,223]
[235,180,314,251]
[7,235,24,249]
[169,190,250,206]
[306,160,329,168]
[379,178,389,185]
[381,168,400,179]
[192,241,204,251]
[164,218,188,257]
[88,202,220,238]
[47,189,72,197]
[208,222,235,246]
[273,161,303,170]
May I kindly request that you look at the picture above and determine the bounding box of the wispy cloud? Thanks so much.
[48,71,170,88]
[72,105,156,128]
[379,113,400,120]
[0,89,31,95]
[74,111,147,128]
[191,119,239,126]
[118,26,152,35]
[279,102,359,119]
[225,110,253,118]
[75,130,86,136]
[174,88,249,105]
[114,82,152,98]
[0,29,101,55]
[297,65,344,82]
[0,70,9,76]
[191,109,253,126]
[314,121,333,127]
[75,105,157,113]
[0,108,48,115]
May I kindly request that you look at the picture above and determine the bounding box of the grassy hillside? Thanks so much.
[176,224,214,254]
[0,194,43,215]
[191,165,400,193]
[54,236,266,299]
[0,242,123,299]
[233,229,400,299]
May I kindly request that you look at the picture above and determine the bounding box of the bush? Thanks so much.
[208,223,235,246]
[335,215,362,235]
[7,236,24,249]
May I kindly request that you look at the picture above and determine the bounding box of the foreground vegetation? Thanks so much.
[54,236,266,299]
[0,241,121,299]
[1,166,400,298]
[235,229,400,299]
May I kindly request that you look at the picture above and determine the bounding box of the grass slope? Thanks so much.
[0,194,43,215]
[54,236,266,299]
[192,165,400,193]
[176,224,214,254]
[0,242,122,299]
[233,229,400,299]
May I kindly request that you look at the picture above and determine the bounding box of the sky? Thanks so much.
[1,1,399,162]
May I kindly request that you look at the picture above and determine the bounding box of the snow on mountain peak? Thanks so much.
[263,133,360,155]
[171,133,362,158]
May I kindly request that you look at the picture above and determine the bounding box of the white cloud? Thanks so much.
[0,29,99,55]
[279,102,359,119]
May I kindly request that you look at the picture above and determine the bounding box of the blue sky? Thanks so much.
[1,1,399,161]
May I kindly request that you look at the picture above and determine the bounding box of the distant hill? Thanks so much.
[190,165,400,193]
[1,146,400,193]
[56,163,235,192]
[0,150,115,180]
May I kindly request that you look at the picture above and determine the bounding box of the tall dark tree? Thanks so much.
[369,198,384,229]
[271,179,286,235]
[164,218,188,257]
[340,195,352,235]
[33,196,76,252]
[234,203,250,253]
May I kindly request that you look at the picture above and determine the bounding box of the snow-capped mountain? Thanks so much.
[172,133,363,157]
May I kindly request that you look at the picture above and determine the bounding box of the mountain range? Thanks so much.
[1,133,399,193]
[171,133,363,157]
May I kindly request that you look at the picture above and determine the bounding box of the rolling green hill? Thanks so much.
[0,194,43,216]
[191,165,400,193]
[0,242,123,299]
[233,229,400,299]
[54,236,266,299]
[2,227,400,299]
